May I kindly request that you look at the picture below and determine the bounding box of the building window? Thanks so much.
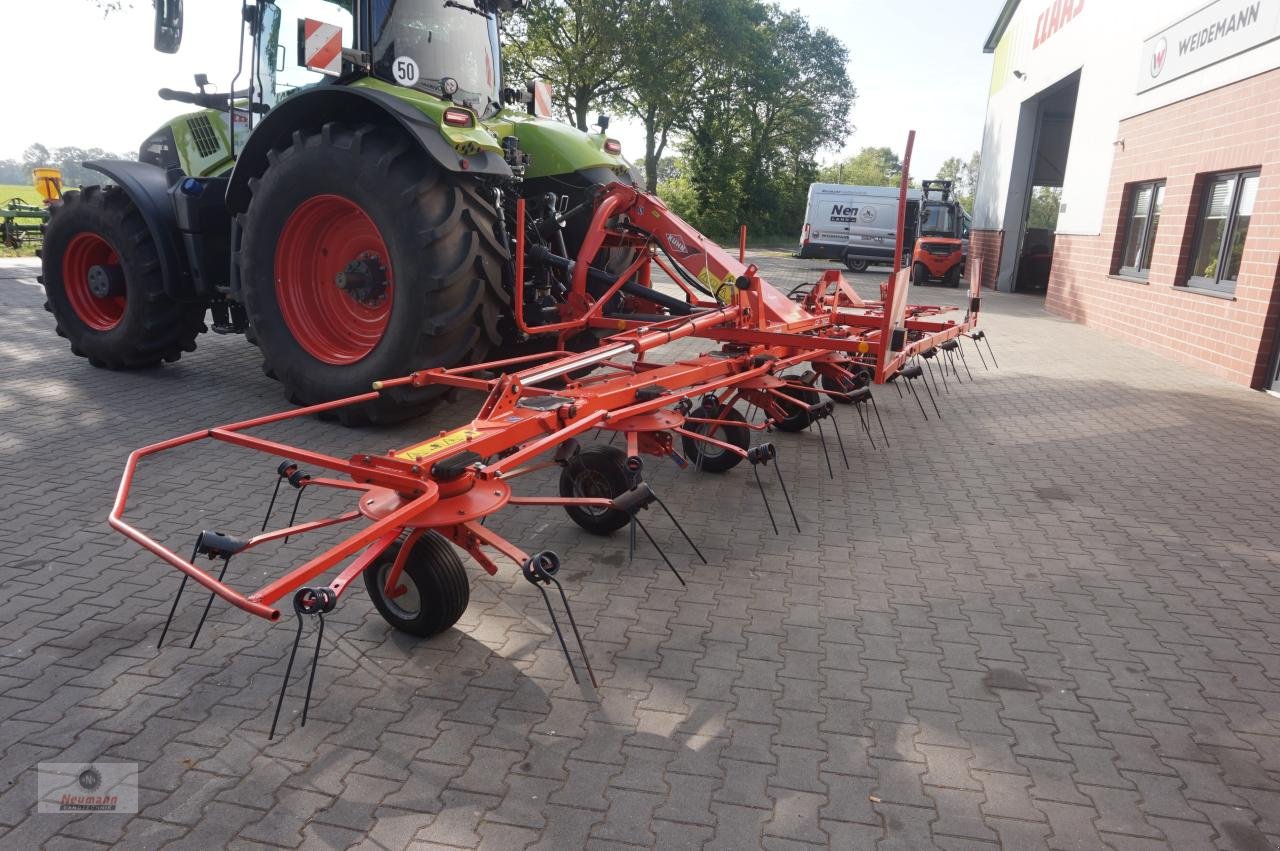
[1117,181,1164,278]
[1186,170,1259,294]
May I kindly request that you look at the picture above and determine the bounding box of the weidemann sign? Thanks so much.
[1138,0,1280,92]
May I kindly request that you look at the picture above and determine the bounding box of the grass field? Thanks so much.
[0,183,49,258]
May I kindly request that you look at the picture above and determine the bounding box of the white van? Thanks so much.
[797,183,922,271]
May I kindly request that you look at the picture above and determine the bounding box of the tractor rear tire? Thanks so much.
[239,122,508,425]
[364,532,470,637]
[773,375,820,433]
[559,445,634,535]
[40,186,205,369]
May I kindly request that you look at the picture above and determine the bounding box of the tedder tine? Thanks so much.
[898,366,930,421]
[814,416,835,479]
[849,391,876,450]
[189,532,249,648]
[747,443,799,534]
[157,538,203,649]
[830,406,851,468]
[953,339,976,381]
[652,492,707,565]
[916,361,943,419]
[923,349,948,395]
[270,587,336,740]
[523,552,596,688]
[867,392,889,446]
[634,517,685,587]
[970,330,997,368]
[269,607,304,740]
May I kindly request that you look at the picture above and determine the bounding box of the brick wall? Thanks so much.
[1044,68,1280,389]
[969,229,1004,291]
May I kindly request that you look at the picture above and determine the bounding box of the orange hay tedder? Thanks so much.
[110,131,997,736]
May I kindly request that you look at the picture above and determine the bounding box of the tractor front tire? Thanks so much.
[239,122,508,425]
[40,186,205,369]
[364,532,470,637]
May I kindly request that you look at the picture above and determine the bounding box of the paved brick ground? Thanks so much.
[2,253,1279,850]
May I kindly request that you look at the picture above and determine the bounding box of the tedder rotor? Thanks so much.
[111,134,1001,736]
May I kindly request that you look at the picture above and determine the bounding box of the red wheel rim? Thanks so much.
[63,232,125,331]
[275,195,394,365]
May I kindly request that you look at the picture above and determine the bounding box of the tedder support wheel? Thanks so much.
[559,445,634,534]
[40,186,205,369]
[364,531,470,637]
[239,122,509,425]
[682,403,750,473]
[843,256,869,273]
[773,374,820,433]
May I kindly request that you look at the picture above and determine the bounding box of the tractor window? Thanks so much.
[264,0,355,104]
[369,0,502,113]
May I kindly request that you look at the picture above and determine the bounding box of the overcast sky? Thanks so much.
[3,0,1000,179]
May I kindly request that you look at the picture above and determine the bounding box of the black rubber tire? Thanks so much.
[364,531,470,637]
[944,265,962,288]
[559,445,634,534]
[773,374,820,433]
[239,122,508,425]
[843,256,869,273]
[682,403,749,473]
[40,186,205,369]
[912,262,930,286]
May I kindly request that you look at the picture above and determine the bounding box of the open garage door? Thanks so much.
[998,71,1078,295]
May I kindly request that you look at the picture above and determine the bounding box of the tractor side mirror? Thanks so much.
[155,0,184,54]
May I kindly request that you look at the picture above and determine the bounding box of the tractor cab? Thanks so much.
[151,0,508,157]
[910,179,968,287]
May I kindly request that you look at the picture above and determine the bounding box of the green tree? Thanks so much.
[501,0,630,130]
[1027,186,1062,230]
[936,150,980,210]
[818,146,902,187]
[618,0,708,192]
[680,2,853,237]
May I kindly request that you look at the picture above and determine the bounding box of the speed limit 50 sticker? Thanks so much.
[393,56,420,87]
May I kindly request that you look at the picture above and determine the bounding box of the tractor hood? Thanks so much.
[356,78,631,181]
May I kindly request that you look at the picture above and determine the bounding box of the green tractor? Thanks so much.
[40,0,633,423]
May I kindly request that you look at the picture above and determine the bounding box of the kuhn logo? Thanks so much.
[665,233,693,256]
[1151,37,1167,77]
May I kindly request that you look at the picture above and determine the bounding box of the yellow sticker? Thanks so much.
[395,427,479,461]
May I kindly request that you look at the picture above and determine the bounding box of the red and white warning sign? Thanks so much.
[531,80,553,119]
[302,19,343,76]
